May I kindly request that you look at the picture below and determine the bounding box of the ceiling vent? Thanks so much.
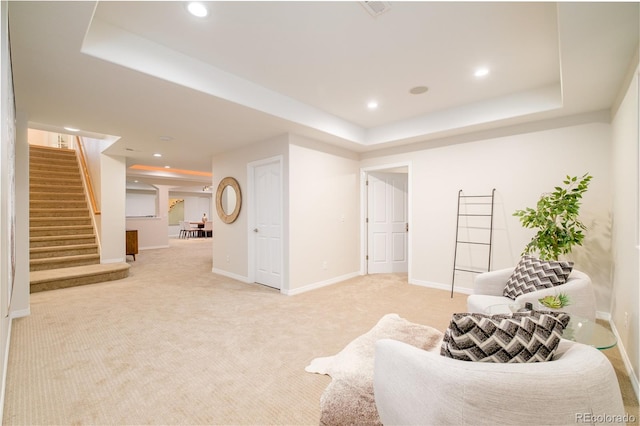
[360,1,391,18]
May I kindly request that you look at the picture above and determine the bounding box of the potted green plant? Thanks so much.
[538,293,571,309]
[513,173,592,261]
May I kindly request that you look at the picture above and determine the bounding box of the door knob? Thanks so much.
[253,228,259,233]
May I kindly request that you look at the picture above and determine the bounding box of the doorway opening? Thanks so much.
[360,163,411,279]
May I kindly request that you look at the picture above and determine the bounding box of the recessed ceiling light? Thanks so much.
[64,126,79,132]
[367,100,379,110]
[474,68,490,78]
[187,2,208,18]
[409,86,429,95]
[153,153,162,157]
[134,180,139,183]
[164,165,171,169]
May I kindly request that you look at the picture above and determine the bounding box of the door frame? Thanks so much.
[247,155,284,291]
[360,161,412,278]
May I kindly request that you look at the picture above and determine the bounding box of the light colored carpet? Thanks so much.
[2,237,637,425]
[305,313,443,425]
[3,238,467,425]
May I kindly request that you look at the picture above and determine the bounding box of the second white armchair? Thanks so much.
[466,267,596,321]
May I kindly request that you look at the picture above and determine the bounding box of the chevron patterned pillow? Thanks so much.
[503,255,573,300]
[440,311,570,363]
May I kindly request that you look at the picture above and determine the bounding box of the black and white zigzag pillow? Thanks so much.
[503,255,573,300]
[440,311,570,363]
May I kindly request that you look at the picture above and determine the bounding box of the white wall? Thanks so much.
[125,217,168,250]
[125,185,211,248]
[79,137,104,211]
[211,134,289,284]
[288,136,360,292]
[126,188,211,238]
[125,190,157,217]
[99,154,126,263]
[175,192,210,223]
[0,2,16,417]
[610,65,639,392]
[211,134,361,293]
[81,136,119,243]
[124,184,170,251]
[166,192,211,237]
[361,117,613,308]
[189,195,210,223]
[12,112,28,318]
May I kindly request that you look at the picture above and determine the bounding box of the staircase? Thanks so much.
[29,145,130,292]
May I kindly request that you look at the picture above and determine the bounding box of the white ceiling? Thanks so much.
[8,1,639,188]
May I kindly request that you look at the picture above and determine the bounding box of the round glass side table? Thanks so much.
[483,303,617,350]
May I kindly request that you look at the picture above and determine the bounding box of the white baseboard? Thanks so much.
[283,272,360,296]
[101,257,125,264]
[596,310,611,321]
[0,317,13,423]
[409,278,473,295]
[10,308,30,319]
[609,319,640,404]
[139,245,170,251]
[211,268,250,283]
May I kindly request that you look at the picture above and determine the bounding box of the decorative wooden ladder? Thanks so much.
[450,189,495,297]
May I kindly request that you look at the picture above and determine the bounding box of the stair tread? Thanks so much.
[30,163,78,168]
[30,165,78,170]
[29,199,84,204]
[30,214,91,217]
[30,148,75,154]
[29,145,110,286]
[30,263,130,284]
[30,219,92,223]
[30,157,76,162]
[30,253,100,263]
[30,191,85,195]
[30,184,83,188]
[30,179,83,185]
[30,153,76,158]
[30,224,93,229]
[30,213,90,217]
[30,243,98,253]
[30,208,89,212]
[30,234,96,241]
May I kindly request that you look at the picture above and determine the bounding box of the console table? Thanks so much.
[126,229,138,260]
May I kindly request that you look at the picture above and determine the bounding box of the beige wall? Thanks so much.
[210,134,361,293]
[82,137,107,215]
[12,112,29,318]
[125,217,169,250]
[82,137,108,245]
[610,65,639,391]
[99,154,126,263]
[0,3,17,419]
[361,117,613,308]
[288,136,360,292]
[211,134,289,283]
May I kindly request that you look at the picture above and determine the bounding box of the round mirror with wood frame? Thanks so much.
[215,177,242,224]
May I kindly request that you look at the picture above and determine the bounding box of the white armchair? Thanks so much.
[466,268,597,321]
[373,338,625,425]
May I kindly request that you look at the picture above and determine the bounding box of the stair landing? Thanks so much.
[30,263,131,293]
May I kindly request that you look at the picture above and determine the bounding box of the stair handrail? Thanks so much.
[75,136,101,215]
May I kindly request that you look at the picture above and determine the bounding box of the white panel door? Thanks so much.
[253,161,282,289]
[367,172,408,274]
